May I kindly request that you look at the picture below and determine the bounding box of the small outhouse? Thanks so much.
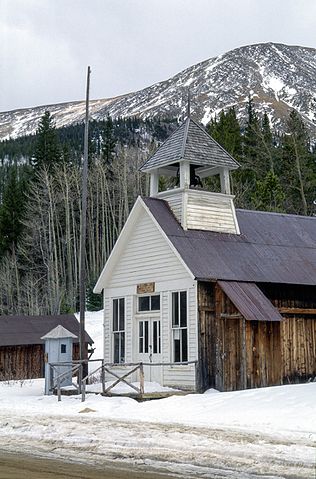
[41,325,77,395]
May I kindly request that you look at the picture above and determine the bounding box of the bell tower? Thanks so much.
[140,116,240,234]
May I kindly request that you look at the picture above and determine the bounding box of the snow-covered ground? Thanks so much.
[0,310,314,478]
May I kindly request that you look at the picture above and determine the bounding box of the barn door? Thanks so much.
[246,321,282,388]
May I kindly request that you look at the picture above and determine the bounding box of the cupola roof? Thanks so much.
[140,117,240,172]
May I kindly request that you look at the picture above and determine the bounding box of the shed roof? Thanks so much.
[143,197,316,285]
[140,118,240,172]
[218,281,283,321]
[41,324,78,340]
[0,314,93,347]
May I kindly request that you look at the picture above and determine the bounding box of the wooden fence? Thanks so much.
[49,359,198,402]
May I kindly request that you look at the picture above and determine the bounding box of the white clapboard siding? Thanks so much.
[186,190,239,234]
[156,189,183,224]
[107,212,190,289]
[161,287,197,390]
[163,364,196,389]
[103,297,111,363]
[156,188,239,234]
[104,287,197,390]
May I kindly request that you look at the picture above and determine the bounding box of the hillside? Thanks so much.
[1,42,316,140]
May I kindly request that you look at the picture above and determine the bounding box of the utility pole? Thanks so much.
[79,66,91,377]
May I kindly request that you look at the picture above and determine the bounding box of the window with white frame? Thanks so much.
[172,291,188,363]
[138,294,160,312]
[113,298,125,363]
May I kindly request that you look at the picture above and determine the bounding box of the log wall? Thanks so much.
[0,345,44,380]
[0,342,83,381]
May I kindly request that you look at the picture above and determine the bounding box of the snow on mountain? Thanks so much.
[1,42,316,140]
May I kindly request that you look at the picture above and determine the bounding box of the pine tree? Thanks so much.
[101,115,116,165]
[207,108,242,158]
[280,110,316,215]
[252,171,285,212]
[32,111,61,171]
[243,96,261,167]
[0,169,26,257]
[86,279,103,311]
[260,113,275,174]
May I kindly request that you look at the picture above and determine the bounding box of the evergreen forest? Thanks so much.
[0,101,315,315]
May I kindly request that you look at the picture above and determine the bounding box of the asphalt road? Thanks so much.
[0,452,177,479]
[0,415,313,478]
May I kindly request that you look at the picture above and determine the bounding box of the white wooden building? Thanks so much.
[94,117,316,392]
[94,117,240,390]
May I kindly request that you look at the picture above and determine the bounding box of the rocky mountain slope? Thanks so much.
[1,42,316,140]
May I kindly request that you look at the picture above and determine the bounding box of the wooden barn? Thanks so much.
[94,116,316,392]
[0,315,93,381]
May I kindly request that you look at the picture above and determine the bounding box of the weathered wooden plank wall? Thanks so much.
[197,282,216,391]
[197,281,315,392]
[245,321,281,388]
[0,343,82,381]
[260,283,316,382]
[281,318,316,381]
[0,345,44,380]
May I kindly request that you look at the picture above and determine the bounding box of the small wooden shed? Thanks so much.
[0,314,93,381]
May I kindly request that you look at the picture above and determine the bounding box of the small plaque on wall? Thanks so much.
[137,282,155,294]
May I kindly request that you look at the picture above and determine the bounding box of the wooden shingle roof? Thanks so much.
[140,117,240,172]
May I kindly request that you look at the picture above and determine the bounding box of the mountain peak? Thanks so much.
[1,42,315,141]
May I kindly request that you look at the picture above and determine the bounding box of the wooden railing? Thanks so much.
[81,361,145,402]
[49,362,83,401]
[48,359,198,402]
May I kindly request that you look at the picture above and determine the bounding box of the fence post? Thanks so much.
[78,363,83,394]
[82,379,86,402]
[139,362,144,398]
[194,360,199,393]
[101,359,105,394]
[49,365,54,395]
[57,377,61,402]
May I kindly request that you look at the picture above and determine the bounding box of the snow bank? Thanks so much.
[0,378,315,442]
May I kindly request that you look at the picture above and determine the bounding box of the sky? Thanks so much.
[1,0,316,112]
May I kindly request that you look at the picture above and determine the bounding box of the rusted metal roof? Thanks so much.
[218,281,283,321]
[143,197,316,285]
[140,118,240,172]
[0,314,93,347]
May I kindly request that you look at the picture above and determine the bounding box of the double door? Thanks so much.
[137,318,162,383]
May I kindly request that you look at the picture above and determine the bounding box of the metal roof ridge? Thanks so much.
[236,208,316,220]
